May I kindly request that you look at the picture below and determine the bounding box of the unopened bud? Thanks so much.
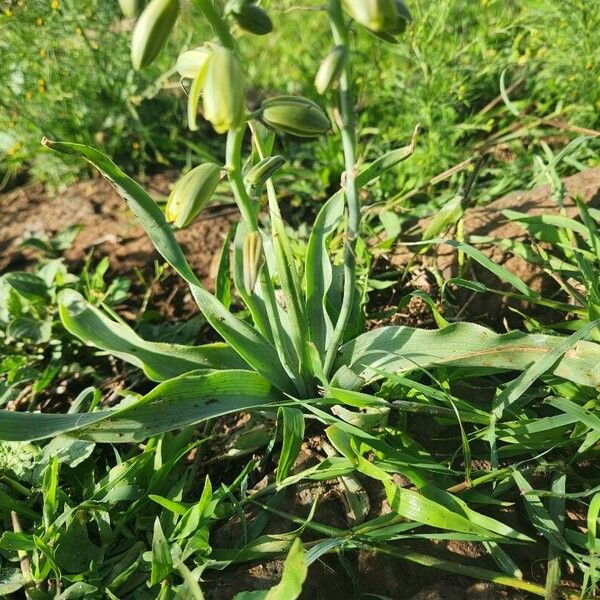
[231,3,273,35]
[314,45,347,95]
[202,45,245,134]
[176,46,211,79]
[260,95,330,138]
[244,155,285,193]
[131,0,179,70]
[185,47,213,131]
[342,0,409,35]
[165,163,220,228]
[243,231,263,295]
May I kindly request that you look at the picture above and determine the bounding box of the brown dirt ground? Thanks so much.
[3,169,599,598]
[0,171,237,320]
[389,166,600,327]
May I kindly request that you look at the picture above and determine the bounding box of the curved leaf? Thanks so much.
[305,194,344,355]
[59,289,247,380]
[0,370,283,443]
[335,323,600,388]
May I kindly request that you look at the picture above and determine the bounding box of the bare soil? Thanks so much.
[390,166,600,326]
[0,172,236,320]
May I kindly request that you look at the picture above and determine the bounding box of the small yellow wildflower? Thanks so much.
[7,142,23,157]
[132,141,140,150]
[36,17,44,26]
[51,0,59,10]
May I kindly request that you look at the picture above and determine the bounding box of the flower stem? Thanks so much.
[191,0,236,50]
[226,126,258,231]
[323,0,360,377]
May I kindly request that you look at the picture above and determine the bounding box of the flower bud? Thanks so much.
[394,0,412,23]
[244,155,285,193]
[342,0,406,35]
[202,45,245,134]
[119,0,144,18]
[314,45,347,95]
[176,46,211,79]
[243,231,263,295]
[185,47,213,131]
[131,0,179,70]
[232,4,273,35]
[165,163,221,228]
[260,96,330,138]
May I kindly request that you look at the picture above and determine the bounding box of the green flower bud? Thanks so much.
[342,0,406,35]
[185,47,213,131]
[165,163,221,228]
[202,45,245,134]
[394,0,412,23]
[244,155,285,193]
[232,4,273,35]
[131,0,179,71]
[314,45,347,95]
[176,46,211,79]
[260,96,330,138]
[119,0,144,18]
[243,231,263,295]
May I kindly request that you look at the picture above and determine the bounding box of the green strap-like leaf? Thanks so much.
[335,323,600,388]
[42,140,294,394]
[305,194,344,355]
[59,289,248,380]
[0,370,283,443]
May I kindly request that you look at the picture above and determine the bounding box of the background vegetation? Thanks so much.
[2,0,598,199]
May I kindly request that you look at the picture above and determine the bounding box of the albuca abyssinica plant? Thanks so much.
[3,1,600,594]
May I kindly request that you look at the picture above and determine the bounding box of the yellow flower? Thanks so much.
[51,0,59,10]
[36,17,44,26]
[4,8,13,16]
[7,142,23,157]
[132,141,140,149]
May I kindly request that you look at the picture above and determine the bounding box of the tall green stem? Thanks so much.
[226,126,258,230]
[323,0,360,377]
[192,0,236,49]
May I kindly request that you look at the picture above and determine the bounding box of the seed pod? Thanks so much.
[232,4,273,35]
[165,163,221,228]
[119,0,144,18]
[244,155,285,193]
[314,45,347,95]
[176,46,211,79]
[202,45,245,134]
[131,0,179,70]
[260,96,330,138]
[243,231,263,295]
[342,0,402,35]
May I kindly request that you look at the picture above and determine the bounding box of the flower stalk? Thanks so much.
[323,0,361,377]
